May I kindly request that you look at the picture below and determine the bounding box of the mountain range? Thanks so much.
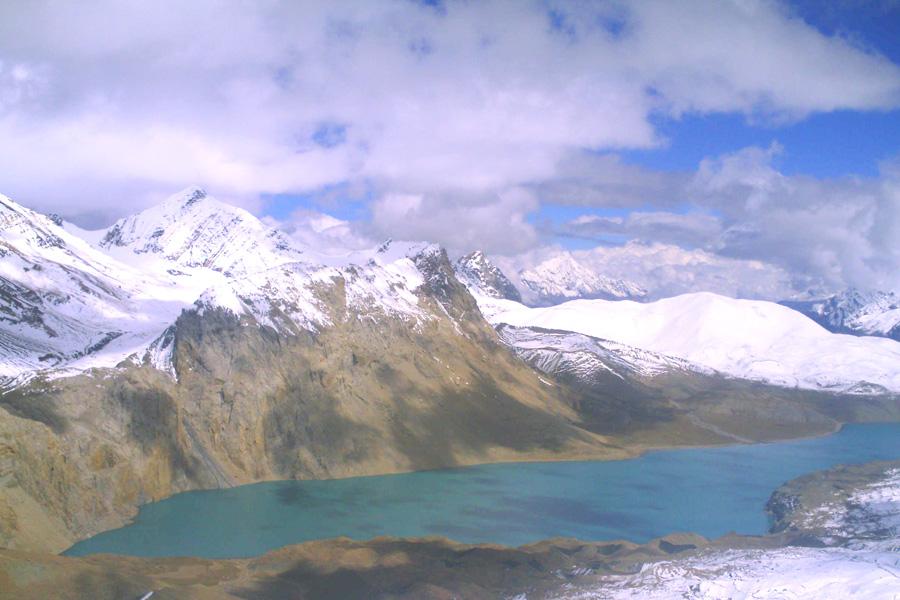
[0,188,898,555]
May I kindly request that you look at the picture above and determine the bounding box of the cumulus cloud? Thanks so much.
[1,0,898,222]
[2,1,898,295]
[532,152,689,209]
[691,145,900,293]
[370,187,539,255]
[539,143,900,295]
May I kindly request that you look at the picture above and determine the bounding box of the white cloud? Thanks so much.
[0,0,897,220]
[691,145,900,293]
[533,151,689,208]
[492,242,798,300]
[623,0,900,119]
[264,210,375,255]
[2,1,898,295]
[370,187,539,255]
[539,144,900,295]
[562,211,723,249]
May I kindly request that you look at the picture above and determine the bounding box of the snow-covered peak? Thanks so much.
[0,193,69,252]
[0,192,138,283]
[0,192,204,385]
[99,187,304,276]
[518,251,646,306]
[454,250,522,302]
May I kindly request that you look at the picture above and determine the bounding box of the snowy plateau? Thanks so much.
[476,292,900,395]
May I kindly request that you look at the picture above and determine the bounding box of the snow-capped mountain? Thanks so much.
[0,193,200,384]
[99,187,306,278]
[454,251,522,302]
[517,252,646,306]
[483,292,900,394]
[782,289,900,342]
[0,188,457,388]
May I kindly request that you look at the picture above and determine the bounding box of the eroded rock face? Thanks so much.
[454,250,523,302]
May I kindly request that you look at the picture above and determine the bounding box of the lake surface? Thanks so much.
[66,423,900,558]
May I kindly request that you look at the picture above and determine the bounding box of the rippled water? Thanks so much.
[65,423,900,558]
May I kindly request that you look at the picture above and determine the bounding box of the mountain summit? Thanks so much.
[518,252,647,306]
[454,250,522,302]
[1,189,898,556]
[99,186,304,276]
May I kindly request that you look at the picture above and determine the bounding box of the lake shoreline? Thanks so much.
[6,458,899,600]
[63,421,900,560]
[62,415,849,555]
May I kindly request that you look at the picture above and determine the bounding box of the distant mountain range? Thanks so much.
[455,252,900,396]
[3,189,894,395]
[516,252,648,305]
[456,250,646,306]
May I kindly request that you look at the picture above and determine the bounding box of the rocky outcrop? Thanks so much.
[454,250,522,302]
[766,459,900,543]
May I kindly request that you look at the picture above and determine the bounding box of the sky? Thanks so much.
[1,0,899,299]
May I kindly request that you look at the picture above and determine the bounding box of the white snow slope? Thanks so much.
[550,468,900,600]
[553,545,900,600]
[486,292,900,394]
[496,325,713,381]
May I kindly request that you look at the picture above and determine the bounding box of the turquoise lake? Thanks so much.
[65,423,900,558]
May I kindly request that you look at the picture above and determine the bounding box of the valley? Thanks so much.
[0,189,897,598]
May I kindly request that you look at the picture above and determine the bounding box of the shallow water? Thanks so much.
[65,423,900,558]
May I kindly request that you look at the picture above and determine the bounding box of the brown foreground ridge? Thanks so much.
[0,533,782,600]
